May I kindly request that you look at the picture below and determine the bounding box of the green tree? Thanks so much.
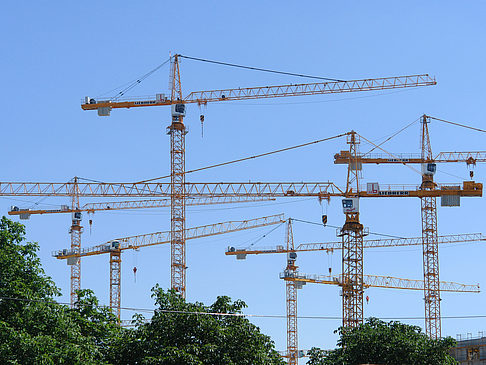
[107,286,284,365]
[0,216,119,364]
[307,317,456,365]
[0,217,284,364]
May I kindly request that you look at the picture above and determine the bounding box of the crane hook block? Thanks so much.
[322,215,328,226]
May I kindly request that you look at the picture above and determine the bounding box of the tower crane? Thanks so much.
[52,214,285,318]
[227,130,482,334]
[0,179,341,306]
[6,176,272,307]
[232,219,479,365]
[281,273,478,363]
[225,232,486,257]
[334,115,486,339]
[81,53,436,298]
[339,132,366,330]
[281,272,479,293]
[228,230,484,364]
[1,175,480,308]
[284,219,299,365]
[8,196,274,217]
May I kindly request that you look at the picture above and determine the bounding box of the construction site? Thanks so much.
[2,3,486,364]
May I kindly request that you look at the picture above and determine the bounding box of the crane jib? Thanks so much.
[80,74,436,111]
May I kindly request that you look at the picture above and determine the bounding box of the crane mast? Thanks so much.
[285,219,298,365]
[79,58,436,302]
[70,177,82,307]
[339,132,367,329]
[332,116,485,338]
[167,55,189,297]
[5,57,439,307]
[54,214,285,318]
[9,193,273,311]
[420,115,441,339]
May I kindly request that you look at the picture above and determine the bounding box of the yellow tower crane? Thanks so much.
[7,177,271,307]
[1,172,481,311]
[52,214,285,319]
[284,219,299,365]
[282,272,479,293]
[226,232,486,257]
[81,53,436,298]
[334,115,486,339]
[326,130,482,333]
[228,221,480,365]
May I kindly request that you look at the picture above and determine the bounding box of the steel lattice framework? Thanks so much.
[225,232,486,256]
[285,220,298,365]
[10,195,273,308]
[77,57,437,304]
[420,115,441,339]
[7,196,274,216]
[339,132,366,329]
[334,151,486,165]
[332,116,485,338]
[284,273,479,293]
[69,178,82,307]
[109,251,122,319]
[168,55,188,297]
[53,214,285,259]
[339,218,365,329]
[81,74,436,110]
[2,180,482,198]
[54,214,285,318]
[168,120,187,296]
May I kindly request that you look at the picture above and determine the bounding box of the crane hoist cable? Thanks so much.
[361,117,420,156]
[292,218,406,239]
[428,116,486,134]
[358,133,422,176]
[135,132,349,183]
[109,58,171,101]
[243,221,287,250]
[178,54,345,82]
[27,177,78,210]
[99,53,348,103]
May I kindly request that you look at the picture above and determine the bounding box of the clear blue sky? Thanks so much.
[2,1,486,356]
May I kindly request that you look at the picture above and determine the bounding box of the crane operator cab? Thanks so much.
[342,198,359,214]
[421,163,437,176]
[171,103,186,118]
[72,212,82,222]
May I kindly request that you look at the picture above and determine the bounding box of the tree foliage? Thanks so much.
[0,216,120,364]
[307,317,456,365]
[106,286,284,364]
[0,217,283,364]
